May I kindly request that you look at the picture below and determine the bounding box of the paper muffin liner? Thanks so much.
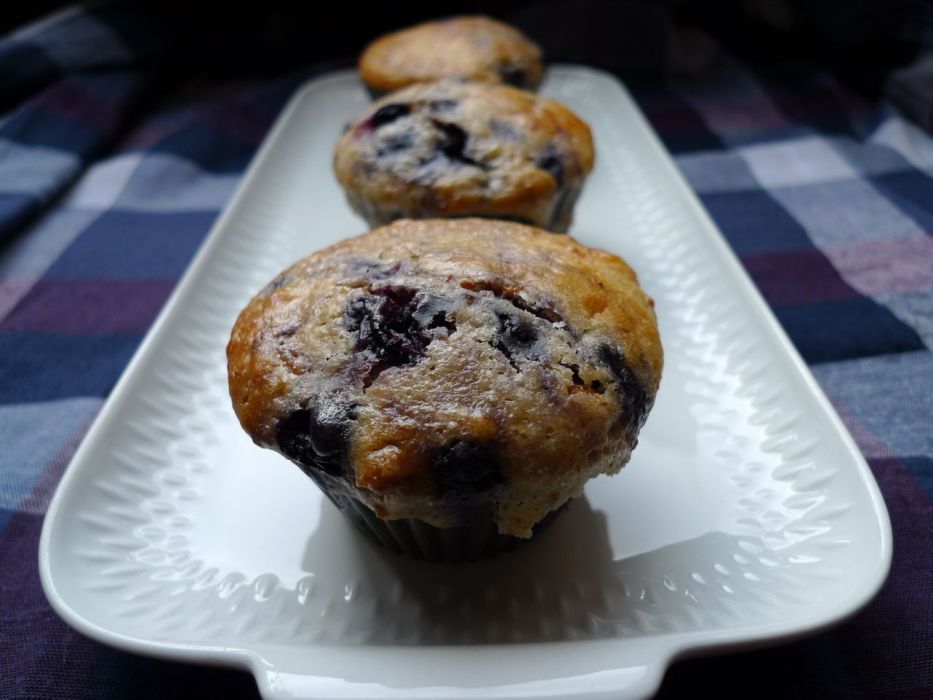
[365,86,388,101]
[343,183,584,234]
[364,78,542,102]
[306,470,563,563]
[545,183,583,233]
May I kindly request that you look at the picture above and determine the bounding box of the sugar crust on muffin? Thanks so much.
[228,219,662,538]
[334,80,594,232]
[359,16,543,94]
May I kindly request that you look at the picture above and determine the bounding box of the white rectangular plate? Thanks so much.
[40,67,892,699]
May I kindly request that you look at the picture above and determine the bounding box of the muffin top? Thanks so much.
[227,219,662,537]
[334,80,595,232]
[359,16,543,93]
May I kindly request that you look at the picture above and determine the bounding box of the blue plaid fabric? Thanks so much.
[0,5,930,698]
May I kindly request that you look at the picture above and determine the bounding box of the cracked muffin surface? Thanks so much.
[333,80,594,233]
[227,219,662,538]
[358,16,543,94]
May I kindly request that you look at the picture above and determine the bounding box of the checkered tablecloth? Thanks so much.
[1,6,930,698]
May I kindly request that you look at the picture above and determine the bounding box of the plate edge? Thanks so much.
[35,64,895,700]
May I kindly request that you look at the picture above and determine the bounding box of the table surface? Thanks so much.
[1,5,931,699]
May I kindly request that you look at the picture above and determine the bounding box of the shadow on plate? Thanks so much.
[300,496,784,646]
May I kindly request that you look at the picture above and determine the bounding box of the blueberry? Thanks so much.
[497,312,537,348]
[598,345,649,428]
[276,403,351,477]
[412,293,457,333]
[370,102,411,128]
[371,284,417,326]
[493,311,539,368]
[345,285,455,386]
[431,119,482,167]
[347,286,424,359]
[433,440,503,500]
[499,65,528,87]
[535,145,565,188]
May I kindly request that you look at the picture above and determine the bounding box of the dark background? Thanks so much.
[3,0,929,96]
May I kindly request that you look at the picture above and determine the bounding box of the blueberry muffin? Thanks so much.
[333,80,595,233]
[359,16,543,95]
[227,219,662,561]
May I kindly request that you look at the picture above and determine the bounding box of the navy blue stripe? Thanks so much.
[903,456,933,500]
[44,210,216,278]
[774,298,926,364]
[870,171,933,234]
[145,124,260,174]
[0,192,40,241]
[701,189,814,254]
[0,74,145,155]
[0,333,141,402]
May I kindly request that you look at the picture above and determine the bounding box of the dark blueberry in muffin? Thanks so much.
[276,404,349,477]
[431,119,482,167]
[412,292,458,333]
[598,344,650,429]
[346,285,435,385]
[370,102,411,128]
[493,311,540,366]
[498,65,528,87]
[434,440,504,499]
[536,145,565,187]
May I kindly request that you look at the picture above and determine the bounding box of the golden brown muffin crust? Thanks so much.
[334,80,595,232]
[228,219,662,537]
[359,16,544,93]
